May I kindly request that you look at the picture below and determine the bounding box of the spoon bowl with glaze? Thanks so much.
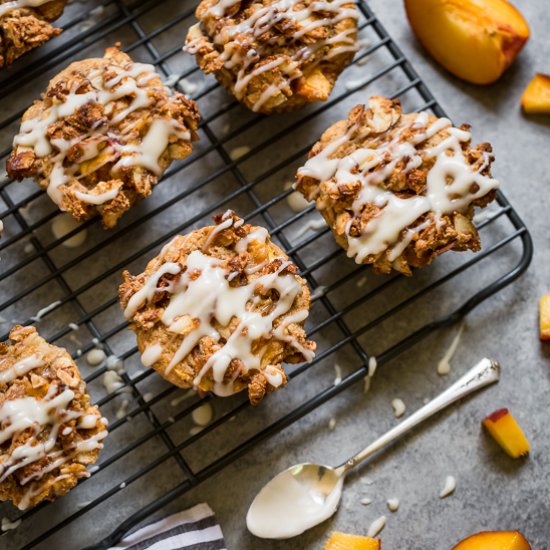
[246,357,500,539]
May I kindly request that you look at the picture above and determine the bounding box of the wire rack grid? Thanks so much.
[0,0,533,548]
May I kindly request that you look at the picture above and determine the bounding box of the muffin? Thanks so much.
[0,325,107,510]
[0,0,67,67]
[7,45,200,228]
[295,96,500,275]
[119,211,315,405]
[184,0,358,114]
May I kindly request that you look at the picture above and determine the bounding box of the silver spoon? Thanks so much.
[246,357,500,539]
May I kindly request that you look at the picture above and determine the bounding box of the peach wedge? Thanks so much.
[540,293,550,340]
[522,74,550,114]
[452,530,531,550]
[404,0,530,84]
[325,531,381,550]
[482,408,530,458]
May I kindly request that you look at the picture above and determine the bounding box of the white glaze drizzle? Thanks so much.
[362,375,370,394]
[366,356,377,377]
[78,414,98,429]
[0,0,48,18]
[192,402,213,426]
[105,354,124,372]
[293,217,326,239]
[437,323,464,376]
[141,343,162,367]
[387,497,399,512]
[363,353,377,393]
[367,515,386,537]
[103,370,124,394]
[285,182,311,212]
[115,399,129,420]
[1,517,21,531]
[74,188,119,205]
[185,0,358,112]
[86,348,106,366]
[391,397,406,418]
[0,387,106,509]
[126,218,313,396]
[333,363,342,385]
[13,58,191,207]
[30,300,62,322]
[298,104,500,265]
[0,355,43,384]
[440,475,456,498]
[201,209,238,250]
[51,214,87,248]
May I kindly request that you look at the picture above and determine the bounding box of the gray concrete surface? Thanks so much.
[196,2,550,549]
[0,1,548,549]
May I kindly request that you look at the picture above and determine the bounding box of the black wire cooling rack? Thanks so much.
[0,0,533,548]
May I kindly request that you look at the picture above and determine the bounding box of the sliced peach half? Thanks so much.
[325,531,381,550]
[452,530,531,550]
[404,0,530,84]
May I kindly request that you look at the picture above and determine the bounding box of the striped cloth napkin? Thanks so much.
[108,503,226,550]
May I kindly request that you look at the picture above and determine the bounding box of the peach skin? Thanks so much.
[404,0,530,84]
[452,530,531,550]
[325,532,381,550]
[522,74,550,114]
[482,408,530,458]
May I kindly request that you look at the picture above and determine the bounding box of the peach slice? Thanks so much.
[296,68,332,101]
[521,74,550,114]
[540,294,550,340]
[325,531,381,550]
[482,408,530,458]
[404,0,530,84]
[452,530,531,550]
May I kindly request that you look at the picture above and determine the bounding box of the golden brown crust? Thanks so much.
[0,0,66,67]
[7,46,200,228]
[185,0,358,114]
[119,212,315,405]
[295,97,498,275]
[0,325,106,510]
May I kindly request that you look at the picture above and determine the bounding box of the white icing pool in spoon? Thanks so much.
[246,464,343,539]
[246,358,501,540]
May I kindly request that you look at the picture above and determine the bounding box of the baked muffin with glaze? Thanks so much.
[0,0,67,67]
[7,45,200,228]
[119,211,315,405]
[0,325,107,510]
[184,0,358,114]
[295,96,500,275]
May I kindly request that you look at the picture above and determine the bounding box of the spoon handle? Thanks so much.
[336,357,500,476]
